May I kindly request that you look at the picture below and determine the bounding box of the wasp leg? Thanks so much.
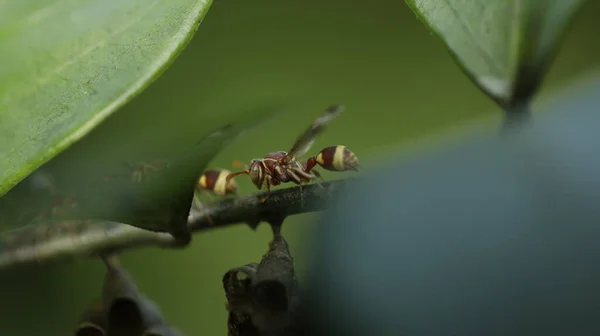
[260,177,273,204]
[307,168,333,198]
[287,168,307,184]
[309,168,326,188]
[287,168,309,208]
[132,170,143,183]
[142,163,163,181]
[103,172,124,182]
[298,184,304,208]
[192,193,215,225]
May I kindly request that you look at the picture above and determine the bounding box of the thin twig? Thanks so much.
[0,178,354,271]
[500,103,532,134]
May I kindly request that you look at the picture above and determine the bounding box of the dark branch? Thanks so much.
[0,178,355,271]
[188,178,347,231]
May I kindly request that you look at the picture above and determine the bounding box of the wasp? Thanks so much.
[225,104,360,203]
[191,168,240,225]
[103,160,170,183]
[196,169,239,197]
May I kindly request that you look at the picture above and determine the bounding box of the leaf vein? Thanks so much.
[443,0,504,76]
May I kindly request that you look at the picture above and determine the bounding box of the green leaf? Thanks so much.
[404,0,586,107]
[0,101,287,266]
[0,0,213,198]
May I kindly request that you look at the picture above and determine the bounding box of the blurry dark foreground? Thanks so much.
[295,79,600,335]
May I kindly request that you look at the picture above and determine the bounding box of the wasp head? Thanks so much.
[248,159,265,189]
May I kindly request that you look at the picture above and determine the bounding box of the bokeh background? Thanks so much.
[1,0,600,334]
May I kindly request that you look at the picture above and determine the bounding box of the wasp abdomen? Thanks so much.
[316,145,360,172]
[198,169,238,197]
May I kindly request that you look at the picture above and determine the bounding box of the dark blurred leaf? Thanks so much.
[102,257,168,333]
[0,0,214,198]
[108,298,144,335]
[224,234,301,336]
[76,300,106,336]
[228,312,260,336]
[254,234,298,315]
[0,104,284,247]
[223,263,259,306]
[404,0,586,107]
[101,257,147,336]
[305,76,600,335]
[84,123,245,240]
[144,325,186,336]
[253,280,288,314]
[76,326,105,336]
[77,256,183,336]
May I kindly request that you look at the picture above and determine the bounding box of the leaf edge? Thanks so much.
[0,0,214,198]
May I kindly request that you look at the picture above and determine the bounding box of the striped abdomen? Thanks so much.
[315,145,360,172]
[197,169,238,196]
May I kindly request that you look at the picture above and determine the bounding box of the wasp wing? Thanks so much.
[282,104,344,164]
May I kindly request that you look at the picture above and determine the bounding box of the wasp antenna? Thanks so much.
[325,104,345,115]
[226,171,248,182]
[103,174,120,182]
[232,160,248,169]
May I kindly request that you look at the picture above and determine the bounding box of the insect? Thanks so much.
[225,104,360,203]
[196,169,239,197]
[191,169,239,225]
[103,160,170,183]
[102,123,238,185]
[25,194,80,225]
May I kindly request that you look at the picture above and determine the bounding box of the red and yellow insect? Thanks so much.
[103,160,170,183]
[225,104,360,203]
[192,169,239,225]
[195,169,239,197]
[305,145,360,173]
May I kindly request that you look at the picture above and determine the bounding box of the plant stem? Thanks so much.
[0,178,354,271]
[500,103,532,133]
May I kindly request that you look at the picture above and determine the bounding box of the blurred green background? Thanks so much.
[1,0,599,334]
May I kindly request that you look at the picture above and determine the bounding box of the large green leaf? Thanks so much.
[404,0,586,108]
[0,100,287,267]
[0,0,213,197]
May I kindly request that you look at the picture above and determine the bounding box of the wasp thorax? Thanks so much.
[248,160,265,188]
[316,145,360,172]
